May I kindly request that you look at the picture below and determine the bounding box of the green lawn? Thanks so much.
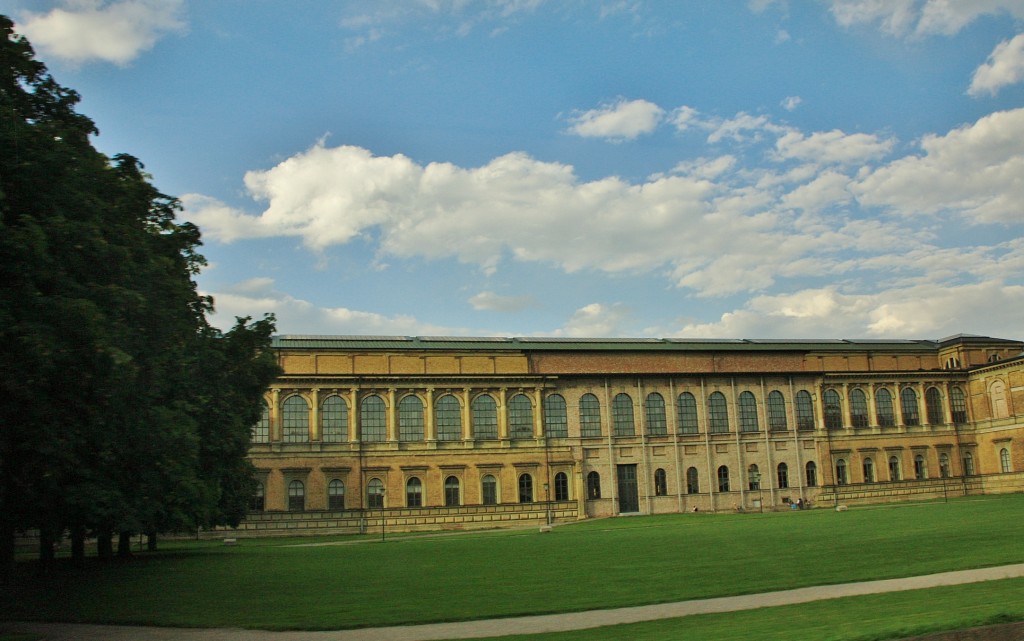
[2,495,1023,632]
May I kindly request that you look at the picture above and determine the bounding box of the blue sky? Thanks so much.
[6,1,1024,340]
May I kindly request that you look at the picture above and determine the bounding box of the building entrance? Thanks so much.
[617,464,639,513]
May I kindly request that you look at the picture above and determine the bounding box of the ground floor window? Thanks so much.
[777,463,788,489]
[444,476,460,506]
[406,477,422,507]
[250,481,265,512]
[654,468,668,496]
[519,474,534,503]
[686,467,699,494]
[328,479,345,510]
[482,474,498,505]
[805,462,817,487]
[367,478,384,509]
[717,466,730,492]
[288,480,305,511]
[587,471,601,499]
[554,472,569,501]
[889,456,902,481]
[1000,448,1012,473]
[863,458,874,483]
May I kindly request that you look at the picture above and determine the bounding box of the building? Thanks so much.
[236,333,1024,536]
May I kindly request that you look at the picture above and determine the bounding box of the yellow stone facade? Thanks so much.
[237,335,1024,536]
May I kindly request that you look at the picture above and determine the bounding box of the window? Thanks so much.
[250,481,265,511]
[925,387,944,425]
[677,392,699,433]
[555,472,569,501]
[686,467,700,494]
[963,451,975,476]
[739,391,759,432]
[444,476,460,507]
[612,393,635,436]
[863,457,875,483]
[482,475,498,505]
[708,392,729,433]
[835,459,848,485]
[472,394,498,440]
[795,391,815,431]
[508,393,534,439]
[645,393,667,436]
[849,389,868,428]
[361,395,386,442]
[288,480,305,511]
[283,396,310,443]
[586,471,601,499]
[367,478,384,509]
[950,387,967,424]
[945,357,960,369]
[914,454,927,479]
[990,380,1009,418]
[654,468,668,496]
[767,391,787,431]
[518,474,533,503]
[875,388,895,427]
[748,464,760,490]
[900,388,920,426]
[435,394,462,441]
[406,477,422,507]
[1000,448,1012,473]
[321,395,348,442]
[939,453,950,478]
[543,394,568,438]
[328,479,345,510]
[398,395,424,442]
[805,461,817,486]
[252,401,270,443]
[777,463,789,489]
[579,394,603,437]
[888,456,902,481]
[823,389,842,430]
[717,466,730,492]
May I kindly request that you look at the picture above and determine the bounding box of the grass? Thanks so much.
[2,494,1023,634]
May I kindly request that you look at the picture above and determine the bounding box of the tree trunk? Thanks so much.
[38,526,55,568]
[70,526,86,565]
[117,531,132,557]
[97,530,113,560]
[146,530,157,552]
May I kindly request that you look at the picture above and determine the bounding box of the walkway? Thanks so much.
[9,563,1024,641]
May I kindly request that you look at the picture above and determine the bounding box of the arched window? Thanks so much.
[875,388,895,427]
[677,392,699,433]
[686,467,700,494]
[900,388,920,426]
[767,391,787,431]
[554,472,569,501]
[717,466,730,492]
[367,478,384,508]
[863,457,875,483]
[795,390,815,431]
[963,451,975,476]
[250,481,265,511]
[406,477,422,507]
[925,387,944,425]
[944,357,960,369]
[252,401,270,443]
[612,393,635,436]
[481,474,498,505]
[361,395,386,442]
[444,476,460,507]
[435,394,462,441]
[518,474,534,503]
[328,479,345,510]
[508,394,534,439]
[939,453,950,478]
[990,380,1009,418]
[748,464,761,490]
[398,395,424,442]
[543,394,568,438]
[835,459,848,485]
[580,393,603,437]
[805,461,817,486]
[1000,448,1012,473]
[646,393,667,436]
[321,395,348,442]
[739,391,759,432]
[914,454,927,480]
[849,389,868,428]
[283,396,310,443]
[288,480,305,511]
[777,462,789,489]
[950,387,967,424]
[472,394,498,440]
[708,392,729,433]
[654,468,667,496]
[823,389,842,430]
[586,471,601,499]
[888,456,902,481]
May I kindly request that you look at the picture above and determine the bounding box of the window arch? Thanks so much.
[708,392,729,433]
[406,477,422,507]
[586,471,601,499]
[654,468,667,496]
[863,457,875,483]
[777,462,789,489]
[444,476,460,506]
[328,479,345,510]
[252,401,270,443]
[518,474,534,503]
[823,389,842,430]
[288,480,305,511]
[717,466,730,492]
[361,395,386,442]
[322,395,348,442]
[939,453,951,478]
[646,393,667,435]
[508,393,534,439]
[888,456,902,481]
[282,395,310,443]
[914,454,927,479]
[849,389,868,428]
[398,395,424,442]
[579,393,603,437]
[1000,448,1012,473]
[677,392,699,433]
[554,471,569,501]
[543,394,568,438]
[835,458,848,485]
[612,393,635,436]
[435,394,462,441]
[747,464,761,490]
[739,391,759,432]
[944,357,960,369]
[686,467,700,494]
[805,461,817,486]
[472,394,498,440]
[990,380,1009,418]
[875,388,895,427]
[250,481,265,511]
[900,388,920,426]
[767,391,787,431]
[481,474,498,505]
[925,387,944,425]
[950,387,967,424]
[963,451,975,476]
[795,390,815,431]
[367,478,384,508]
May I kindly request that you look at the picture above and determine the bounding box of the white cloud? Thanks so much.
[781,96,802,111]
[969,33,1024,97]
[828,0,1024,37]
[704,112,788,144]
[469,291,536,313]
[557,303,632,337]
[16,0,186,66]
[565,98,666,141]
[773,129,895,166]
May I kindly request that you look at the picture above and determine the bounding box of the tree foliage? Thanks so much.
[0,16,281,567]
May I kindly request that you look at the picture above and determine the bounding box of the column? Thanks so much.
[462,388,472,440]
[425,387,436,441]
[387,388,397,442]
[310,388,320,441]
[270,388,281,442]
[498,387,509,440]
[349,388,360,442]
[533,387,544,438]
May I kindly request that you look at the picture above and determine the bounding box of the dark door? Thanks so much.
[617,464,639,513]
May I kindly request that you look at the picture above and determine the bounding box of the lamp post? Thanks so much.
[751,471,763,513]
[379,487,386,542]
[543,482,551,525]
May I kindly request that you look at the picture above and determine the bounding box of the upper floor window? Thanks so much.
[645,393,667,436]
[795,390,815,431]
[990,380,1010,419]
[739,392,759,432]
[875,388,895,427]
[677,392,699,434]
[252,401,270,443]
[708,392,729,433]
[398,395,424,442]
[472,394,498,440]
[823,389,842,430]
[321,395,348,442]
[580,393,603,437]
[435,394,462,441]
[950,386,967,424]
[849,389,869,428]
[361,395,386,442]
[508,394,534,439]
[900,388,920,426]
[767,391,787,431]
[543,394,568,438]
[612,393,635,436]
[282,395,310,443]
[944,357,961,369]
[925,387,944,425]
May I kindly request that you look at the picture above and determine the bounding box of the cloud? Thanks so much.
[969,33,1024,97]
[565,98,666,141]
[781,96,802,111]
[773,129,895,166]
[16,0,186,66]
[828,0,1024,37]
[468,291,536,313]
[558,303,633,337]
